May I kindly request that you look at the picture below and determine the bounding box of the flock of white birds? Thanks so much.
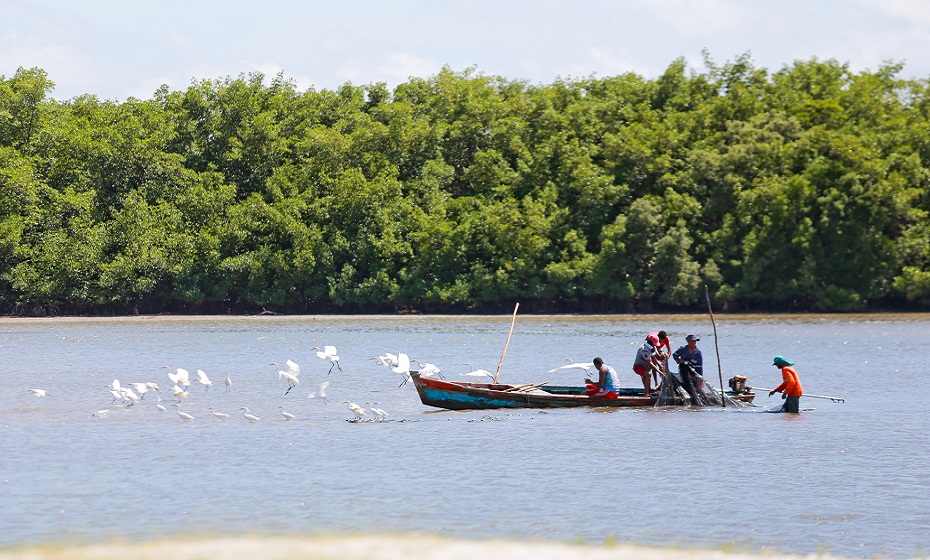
[26,344,524,423]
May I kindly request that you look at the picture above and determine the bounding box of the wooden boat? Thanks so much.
[411,372,756,411]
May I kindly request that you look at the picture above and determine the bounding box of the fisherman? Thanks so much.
[584,357,621,399]
[647,330,672,385]
[633,334,664,398]
[770,356,803,413]
[672,334,703,403]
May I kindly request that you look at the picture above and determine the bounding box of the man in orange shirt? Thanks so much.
[770,356,803,413]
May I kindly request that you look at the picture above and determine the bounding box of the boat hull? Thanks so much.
[411,373,755,411]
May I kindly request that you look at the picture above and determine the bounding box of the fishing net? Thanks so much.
[655,361,751,408]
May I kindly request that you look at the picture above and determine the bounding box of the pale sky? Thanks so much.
[3,0,930,101]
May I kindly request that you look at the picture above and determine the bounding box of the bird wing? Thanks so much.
[286,359,300,375]
[176,368,190,383]
[395,353,410,372]
[324,345,337,356]
[197,369,211,383]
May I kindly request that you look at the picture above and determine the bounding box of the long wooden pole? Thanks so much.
[494,303,520,384]
[704,285,726,408]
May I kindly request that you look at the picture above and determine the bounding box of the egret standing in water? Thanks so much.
[240,407,260,423]
[312,346,341,374]
[225,368,232,392]
[173,403,193,421]
[206,406,229,420]
[279,406,296,421]
[156,396,167,412]
[367,402,389,421]
[344,400,367,420]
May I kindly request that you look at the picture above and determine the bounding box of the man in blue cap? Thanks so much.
[672,334,703,403]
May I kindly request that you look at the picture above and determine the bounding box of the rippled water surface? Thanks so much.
[1,314,928,558]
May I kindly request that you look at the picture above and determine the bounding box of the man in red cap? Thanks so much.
[633,334,663,398]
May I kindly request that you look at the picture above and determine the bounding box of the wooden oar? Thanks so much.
[493,302,520,384]
[753,386,846,403]
[503,382,548,393]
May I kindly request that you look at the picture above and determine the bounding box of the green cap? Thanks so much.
[773,356,794,367]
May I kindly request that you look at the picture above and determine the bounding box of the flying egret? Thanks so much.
[173,403,193,421]
[171,385,189,400]
[206,406,229,420]
[195,369,212,391]
[308,381,330,403]
[411,359,444,379]
[312,345,341,374]
[372,353,398,367]
[240,407,260,423]
[548,359,595,374]
[344,400,367,421]
[271,362,300,395]
[279,406,296,421]
[129,382,149,399]
[162,367,190,388]
[461,363,494,379]
[392,352,413,387]
[29,388,48,397]
[224,368,232,392]
[367,401,389,421]
[145,381,160,391]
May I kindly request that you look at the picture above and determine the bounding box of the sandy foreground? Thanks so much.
[0,535,865,560]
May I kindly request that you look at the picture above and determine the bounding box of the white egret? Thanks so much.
[279,406,296,421]
[109,379,121,392]
[224,368,232,392]
[195,369,212,391]
[344,400,367,420]
[170,385,189,400]
[367,402,389,421]
[129,382,149,399]
[548,359,595,374]
[145,381,160,391]
[372,353,398,367]
[308,381,330,403]
[206,406,229,420]
[411,359,443,379]
[105,386,122,403]
[240,407,260,423]
[156,396,167,412]
[29,388,48,397]
[162,366,190,388]
[120,387,140,405]
[461,363,494,379]
[270,362,300,395]
[173,403,193,421]
[312,345,341,374]
[392,352,413,387]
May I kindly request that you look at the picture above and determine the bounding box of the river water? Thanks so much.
[0,314,927,558]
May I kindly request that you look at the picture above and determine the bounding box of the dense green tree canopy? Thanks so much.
[2,57,930,314]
